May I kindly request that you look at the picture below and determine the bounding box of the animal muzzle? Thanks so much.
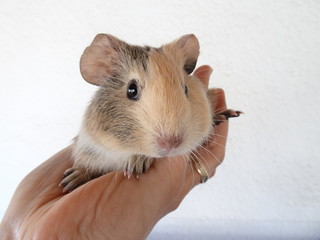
[156,134,183,156]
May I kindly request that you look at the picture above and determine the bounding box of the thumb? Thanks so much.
[193,65,213,88]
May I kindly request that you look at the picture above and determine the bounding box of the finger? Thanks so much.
[193,65,213,88]
[207,88,227,113]
[192,88,229,182]
[208,88,228,161]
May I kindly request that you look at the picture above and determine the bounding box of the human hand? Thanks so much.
[0,65,230,240]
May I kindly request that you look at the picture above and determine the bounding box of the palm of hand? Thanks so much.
[0,66,230,240]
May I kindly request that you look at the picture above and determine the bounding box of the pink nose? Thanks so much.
[157,135,183,155]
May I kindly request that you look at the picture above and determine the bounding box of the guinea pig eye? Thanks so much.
[184,85,188,97]
[184,60,197,75]
[127,80,139,100]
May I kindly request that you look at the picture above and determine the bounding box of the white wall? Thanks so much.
[0,0,319,239]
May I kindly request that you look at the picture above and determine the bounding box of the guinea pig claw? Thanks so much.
[124,169,133,179]
[60,167,102,192]
[124,156,154,179]
[222,109,243,119]
[63,168,75,178]
[214,109,243,125]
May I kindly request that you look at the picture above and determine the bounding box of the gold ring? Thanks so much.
[190,155,209,183]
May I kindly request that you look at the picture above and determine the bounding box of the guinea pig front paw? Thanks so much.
[59,167,101,193]
[124,155,154,178]
[213,109,243,125]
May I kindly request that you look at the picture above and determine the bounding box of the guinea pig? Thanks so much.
[60,34,237,192]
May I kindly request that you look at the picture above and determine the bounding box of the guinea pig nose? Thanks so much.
[157,135,183,153]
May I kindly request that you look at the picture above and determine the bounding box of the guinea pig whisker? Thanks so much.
[189,152,203,185]
[210,133,228,139]
[197,144,222,165]
[213,107,226,113]
[188,140,210,165]
[204,138,227,150]
[207,134,228,142]
[194,149,211,175]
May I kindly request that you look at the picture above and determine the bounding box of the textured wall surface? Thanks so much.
[0,0,319,239]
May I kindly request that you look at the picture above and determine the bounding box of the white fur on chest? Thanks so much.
[73,129,130,172]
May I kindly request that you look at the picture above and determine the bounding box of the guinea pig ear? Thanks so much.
[176,34,200,75]
[80,34,125,86]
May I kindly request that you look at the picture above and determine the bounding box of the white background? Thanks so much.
[0,0,319,239]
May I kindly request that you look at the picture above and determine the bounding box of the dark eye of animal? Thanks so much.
[127,80,139,100]
[184,85,188,97]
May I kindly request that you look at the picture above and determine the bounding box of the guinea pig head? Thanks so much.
[80,34,212,158]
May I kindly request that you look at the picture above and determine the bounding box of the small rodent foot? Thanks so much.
[123,170,133,179]
[59,167,101,192]
[124,156,154,178]
[214,109,243,125]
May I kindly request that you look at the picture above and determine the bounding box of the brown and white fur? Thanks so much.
[60,34,239,192]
